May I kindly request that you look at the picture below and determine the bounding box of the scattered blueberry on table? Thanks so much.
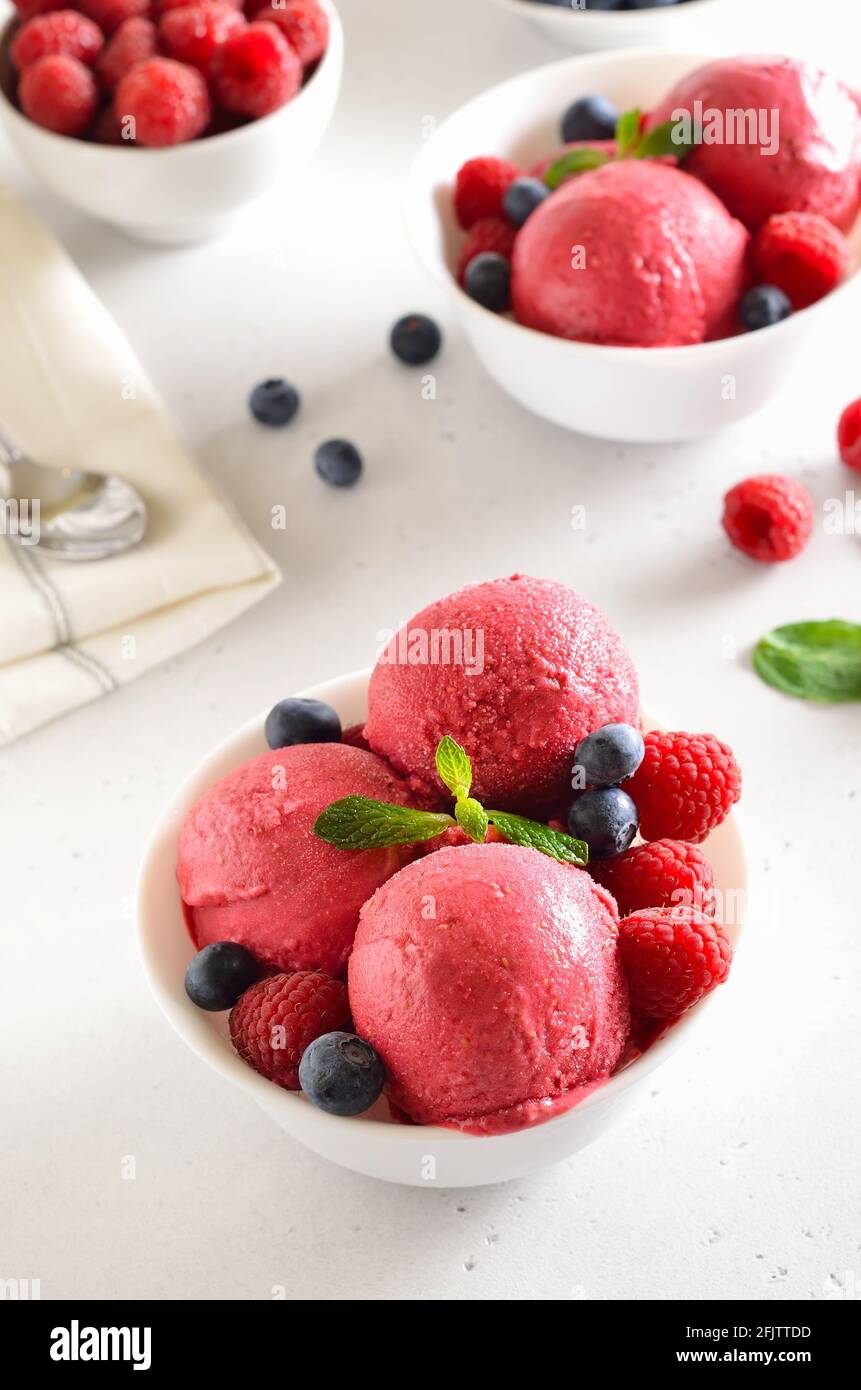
[249,378,301,427]
[314,439,363,488]
[390,313,442,365]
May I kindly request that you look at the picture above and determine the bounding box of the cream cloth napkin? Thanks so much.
[0,184,280,745]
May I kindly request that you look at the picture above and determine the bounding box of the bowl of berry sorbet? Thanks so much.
[0,0,343,244]
[487,0,746,54]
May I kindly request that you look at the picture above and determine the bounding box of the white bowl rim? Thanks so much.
[405,42,861,359]
[0,0,343,160]
[137,665,748,1151]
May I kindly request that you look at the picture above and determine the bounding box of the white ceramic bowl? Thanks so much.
[0,0,343,244]
[137,667,747,1188]
[485,0,746,54]
[405,47,861,442]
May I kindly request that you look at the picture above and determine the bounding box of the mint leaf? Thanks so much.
[435,735,472,798]
[615,107,642,158]
[314,797,455,849]
[455,796,489,844]
[543,146,610,190]
[487,810,588,867]
[753,620,861,702]
[635,118,697,160]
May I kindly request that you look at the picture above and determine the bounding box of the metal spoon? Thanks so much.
[0,430,147,561]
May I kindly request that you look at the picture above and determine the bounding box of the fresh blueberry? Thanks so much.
[561,94,618,144]
[624,1,680,9]
[390,313,442,366]
[502,176,551,227]
[573,723,644,788]
[567,787,639,860]
[464,252,511,312]
[249,378,300,427]
[298,1031,386,1116]
[265,696,342,749]
[315,439,363,487]
[184,942,260,1012]
[740,284,793,332]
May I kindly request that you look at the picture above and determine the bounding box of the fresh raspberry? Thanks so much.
[626,732,741,845]
[454,156,523,230]
[229,971,350,1089]
[78,0,151,34]
[249,0,327,67]
[211,21,301,118]
[837,398,861,474]
[11,0,66,18]
[19,54,98,136]
[156,0,242,12]
[751,212,849,310]
[722,473,814,563]
[11,11,104,71]
[457,215,516,285]
[159,4,245,73]
[96,17,157,90]
[115,56,210,146]
[591,839,715,919]
[618,908,732,1020]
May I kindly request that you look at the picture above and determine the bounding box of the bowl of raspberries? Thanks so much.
[0,0,343,242]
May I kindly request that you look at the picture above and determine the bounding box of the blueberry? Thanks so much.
[249,378,300,427]
[298,1031,386,1116]
[184,942,260,1012]
[561,94,618,144]
[740,284,793,332]
[502,176,550,227]
[573,723,644,788]
[464,252,511,312]
[567,787,639,860]
[314,439,363,487]
[624,1,680,8]
[265,696,341,749]
[390,313,442,366]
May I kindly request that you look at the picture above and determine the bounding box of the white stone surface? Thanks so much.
[1,0,859,1301]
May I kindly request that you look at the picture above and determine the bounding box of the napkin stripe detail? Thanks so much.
[5,537,116,693]
[59,644,117,694]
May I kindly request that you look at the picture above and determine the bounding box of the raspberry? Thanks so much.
[11,11,104,71]
[229,971,350,1089]
[591,839,715,919]
[19,54,98,136]
[115,57,210,146]
[626,731,741,845]
[159,4,245,73]
[837,398,861,474]
[96,17,157,90]
[618,908,732,1020]
[11,0,66,18]
[454,156,523,230]
[156,0,241,11]
[722,473,814,563]
[456,215,516,285]
[249,0,328,67]
[751,212,849,310]
[78,0,150,34]
[211,21,301,118]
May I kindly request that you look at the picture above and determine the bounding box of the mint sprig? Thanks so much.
[753,620,861,702]
[543,145,610,190]
[313,737,589,866]
[542,107,696,191]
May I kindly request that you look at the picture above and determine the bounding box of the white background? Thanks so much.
[2,0,860,1300]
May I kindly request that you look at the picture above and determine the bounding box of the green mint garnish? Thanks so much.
[542,108,695,193]
[313,797,455,849]
[313,736,590,866]
[615,107,642,158]
[634,117,694,160]
[753,620,861,702]
[435,734,472,799]
[485,810,588,867]
[543,146,610,190]
[455,796,489,844]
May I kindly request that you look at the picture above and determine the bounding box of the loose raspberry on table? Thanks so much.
[591,838,716,920]
[618,907,732,1021]
[454,156,523,230]
[248,0,328,67]
[19,54,98,137]
[11,10,104,72]
[78,0,150,34]
[751,212,849,310]
[626,731,741,845]
[457,215,516,285]
[211,21,301,118]
[722,473,814,563]
[837,398,861,474]
[114,56,210,146]
[96,17,157,90]
[159,3,246,73]
[229,971,351,1089]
